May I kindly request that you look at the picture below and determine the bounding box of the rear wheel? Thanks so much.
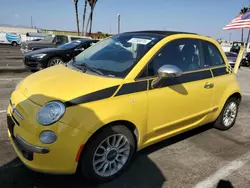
[214,97,240,130]
[80,125,136,183]
[11,41,18,46]
[47,57,64,67]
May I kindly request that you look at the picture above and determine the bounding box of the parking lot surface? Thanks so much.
[1,46,250,188]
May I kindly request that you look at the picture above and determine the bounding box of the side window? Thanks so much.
[70,37,81,41]
[202,41,225,67]
[56,36,68,45]
[77,42,90,50]
[143,39,202,77]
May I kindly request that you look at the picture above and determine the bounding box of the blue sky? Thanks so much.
[1,0,250,41]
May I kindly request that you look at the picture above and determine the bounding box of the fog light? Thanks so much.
[40,131,57,144]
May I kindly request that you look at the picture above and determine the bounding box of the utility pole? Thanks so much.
[31,16,33,28]
[118,14,121,34]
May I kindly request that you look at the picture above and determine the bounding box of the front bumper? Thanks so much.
[23,57,46,71]
[7,92,91,174]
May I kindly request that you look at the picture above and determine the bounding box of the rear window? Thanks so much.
[202,41,225,67]
[71,37,82,41]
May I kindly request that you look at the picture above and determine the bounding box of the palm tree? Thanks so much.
[82,0,88,36]
[240,7,249,42]
[73,0,80,36]
[85,0,98,35]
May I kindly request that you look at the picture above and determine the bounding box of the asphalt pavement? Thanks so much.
[1,45,250,188]
[0,44,27,72]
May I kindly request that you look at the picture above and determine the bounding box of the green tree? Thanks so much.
[82,0,88,36]
[240,7,249,42]
[73,0,80,36]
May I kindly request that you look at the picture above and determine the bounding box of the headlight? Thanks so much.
[40,131,57,144]
[31,54,47,59]
[37,101,65,125]
[15,79,23,90]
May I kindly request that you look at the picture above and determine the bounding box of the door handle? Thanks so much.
[204,83,214,88]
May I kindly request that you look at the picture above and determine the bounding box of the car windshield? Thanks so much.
[40,35,55,43]
[59,40,82,49]
[72,33,163,78]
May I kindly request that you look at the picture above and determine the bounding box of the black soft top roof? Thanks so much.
[123,30,197,36]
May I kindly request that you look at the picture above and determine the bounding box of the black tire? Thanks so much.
[80,125,136,183]
[47,57,64,67]
[30,70,38,73]
[213,97,240,131]
[11,41,18,46]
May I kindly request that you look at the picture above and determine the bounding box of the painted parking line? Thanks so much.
[0,110,7,114]
[0,78,23,81]
[194,150,250,188]
[243,93,250,96]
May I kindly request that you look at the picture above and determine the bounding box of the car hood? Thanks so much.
[22,41,55,49]
[25,48,64,56]
[17,65,122,106]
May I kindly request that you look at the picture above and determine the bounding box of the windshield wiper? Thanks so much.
[74,63,103,75]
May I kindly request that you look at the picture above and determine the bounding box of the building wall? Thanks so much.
[40,29,112,39]
[0,26,37,34]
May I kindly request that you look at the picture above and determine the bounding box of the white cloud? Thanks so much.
[14,14,20,18]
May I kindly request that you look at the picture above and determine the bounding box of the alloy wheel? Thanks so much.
[92,134,130,177]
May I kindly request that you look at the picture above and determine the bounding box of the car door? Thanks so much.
[201,40,233,115]
[142,38,215,145]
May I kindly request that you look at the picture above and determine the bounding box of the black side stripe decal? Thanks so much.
[212,67,228,77]
[150,70,212,89]
[65,86,119,107]
[115,81,147,96]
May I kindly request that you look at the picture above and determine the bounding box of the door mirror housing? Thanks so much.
[151,65,183,88]
[158,65,183,78]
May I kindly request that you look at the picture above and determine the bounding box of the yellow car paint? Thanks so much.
[7,33,241,174]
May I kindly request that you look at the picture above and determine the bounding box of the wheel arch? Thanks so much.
[229,92,242,102]
[47,56,64,67]
[212,91,242,122]
[86,120,139,149]
[76,120,140,167]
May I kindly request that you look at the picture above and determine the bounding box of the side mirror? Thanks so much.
[151,65,183,88]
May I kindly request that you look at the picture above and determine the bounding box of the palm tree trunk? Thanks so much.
[89,8,94,34]
[85,14,91,36]
[74,0,80,36]
[241,28,244,42]
[82,0,88,36]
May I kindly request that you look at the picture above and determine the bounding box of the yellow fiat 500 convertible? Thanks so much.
[7,31,241,182]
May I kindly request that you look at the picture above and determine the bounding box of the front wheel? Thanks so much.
[80,125,136,183]
[213,97,240,130]
[47,57,64,67]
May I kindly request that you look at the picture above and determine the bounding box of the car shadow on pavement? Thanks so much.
[0,93,212,188]
[216,179,234,188]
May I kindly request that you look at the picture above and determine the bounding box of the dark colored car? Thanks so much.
[23,39,98,72]
[21,34,92,53]
[230,42,243,54]
[225,52,240,68]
